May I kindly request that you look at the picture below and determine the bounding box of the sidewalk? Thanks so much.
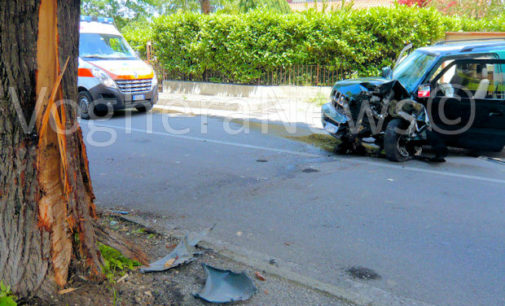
[119,211,431,306]
[155,91,326,132]
[116,212,352,305]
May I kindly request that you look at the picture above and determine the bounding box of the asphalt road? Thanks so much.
[82,111,505,305]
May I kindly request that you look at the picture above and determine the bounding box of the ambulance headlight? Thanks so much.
[91,67,117,89]
[152,71,158,89]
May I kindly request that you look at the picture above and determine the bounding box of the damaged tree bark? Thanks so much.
[0,0,146,298]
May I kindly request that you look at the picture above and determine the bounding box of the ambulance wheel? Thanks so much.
[78,91,93,120]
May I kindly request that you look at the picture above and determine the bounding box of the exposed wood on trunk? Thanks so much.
[36,0,73,287]
[1,0,147,298]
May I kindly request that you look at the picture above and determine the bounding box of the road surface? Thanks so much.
[82,111,505,305]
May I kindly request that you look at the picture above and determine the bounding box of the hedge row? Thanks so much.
[123,6,505,84]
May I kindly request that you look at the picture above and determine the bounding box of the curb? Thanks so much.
[119,215,432,306]
[157,93,274,112]
[162,80,332,100]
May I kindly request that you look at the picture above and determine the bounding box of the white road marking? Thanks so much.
[350,159,505,185]
[91,123,505,185]
[92,123,321,158]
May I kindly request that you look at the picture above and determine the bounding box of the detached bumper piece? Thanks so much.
[140,235,197,273]
[321,102,349,137]
[140,224,215,273]
[194,264,257,303]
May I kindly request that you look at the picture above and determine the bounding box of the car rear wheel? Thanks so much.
[385,119,414,162]
[78,91,93,120]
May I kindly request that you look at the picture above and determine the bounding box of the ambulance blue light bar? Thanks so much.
[80,16,114,24]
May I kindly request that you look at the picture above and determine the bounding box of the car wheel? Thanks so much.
[78,91,93,120]
[136,103,153,113]
[384,119,413,162]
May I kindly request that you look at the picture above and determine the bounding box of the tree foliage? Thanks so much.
[81,0,155,28]
[428,0,505,18]
[397,0,430,7]
[81,0,238,28]
[122,4,505,84]
[238,0,291,13]
[136,6,454,83]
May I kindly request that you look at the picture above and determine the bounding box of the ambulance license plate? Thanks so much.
[133,94,145,101]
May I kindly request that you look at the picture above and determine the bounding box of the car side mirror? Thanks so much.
[381,67,393,79]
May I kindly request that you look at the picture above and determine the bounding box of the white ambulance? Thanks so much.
[78,16,158,119]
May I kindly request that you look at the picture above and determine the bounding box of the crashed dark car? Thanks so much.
[322,41,505,161]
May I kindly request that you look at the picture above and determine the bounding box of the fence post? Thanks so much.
[146,41,152,62]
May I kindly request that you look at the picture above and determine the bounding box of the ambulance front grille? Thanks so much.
[115,79,152,94]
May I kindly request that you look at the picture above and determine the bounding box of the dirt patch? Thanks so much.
[286,134,340,152]
[288,134,385,157]
[27,215,182,306]
[24,211,349,306]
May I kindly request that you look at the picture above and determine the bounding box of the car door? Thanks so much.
[429,59,505,151]
[457,59,505,151]
[421,58,467,142]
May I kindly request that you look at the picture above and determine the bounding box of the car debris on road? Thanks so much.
[140,224,215,273]
[194,264,257,303]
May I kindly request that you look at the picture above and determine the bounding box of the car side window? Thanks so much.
[431,60,505,100]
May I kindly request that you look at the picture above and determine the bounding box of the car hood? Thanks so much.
[332,77,389,98]
[82,58,154,79]
[332,77,410,101]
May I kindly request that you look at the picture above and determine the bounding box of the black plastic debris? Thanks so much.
[346,266,381,280]
[194,264,257,303]
[109,210,129,215]
[140,225,215,273]
[268,258,278,266]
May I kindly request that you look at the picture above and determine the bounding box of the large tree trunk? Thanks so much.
[0,0,102,298]
[200,0,211,14]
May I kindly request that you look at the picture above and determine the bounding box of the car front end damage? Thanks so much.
[322,78,430,160]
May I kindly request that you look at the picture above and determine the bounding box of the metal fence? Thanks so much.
[155,65,349,87]
[147,43,348,86]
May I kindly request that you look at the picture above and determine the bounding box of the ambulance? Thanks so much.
[78,16,158,119]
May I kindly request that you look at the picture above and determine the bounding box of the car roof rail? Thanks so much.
[461,41,505,52]
[435,37,505,45]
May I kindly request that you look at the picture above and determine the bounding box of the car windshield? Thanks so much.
[392,50,437,92]
[79,33,136,60]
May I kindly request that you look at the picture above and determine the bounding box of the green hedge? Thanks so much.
[122,19,153,59]
[123,6,505,84]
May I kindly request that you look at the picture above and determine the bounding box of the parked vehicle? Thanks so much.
[322,40,505,161]
[78,16,158,119]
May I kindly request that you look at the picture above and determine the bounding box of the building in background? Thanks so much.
[287,0,393,11]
